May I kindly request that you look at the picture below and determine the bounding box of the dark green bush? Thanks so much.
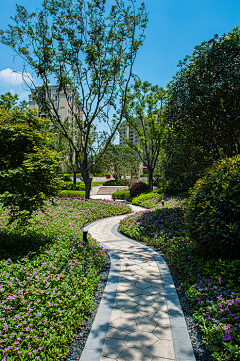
[184,155,240,259]
[129,181,148,197]
[103,179,130,186]
[62,181,85,191]
[112,190,130,200]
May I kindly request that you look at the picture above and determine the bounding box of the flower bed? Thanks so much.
[0,198,131,360]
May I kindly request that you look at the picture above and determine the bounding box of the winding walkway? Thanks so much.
[79,204,196,361]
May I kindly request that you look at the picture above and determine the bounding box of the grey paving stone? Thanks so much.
[99,356,115,361]
[105,327,128,340]
[113,299,138,309]
[174,345,195,360]
[126,287,142,296]
[151,301,168,312]
[142,287,163,295]
[136,304,158,317]
[153,325,173,340]
[131,294,154,306]
[101,338,126,359]
[136,316,157,332]
[118,347,153,361]
[135,280,152,289]
[147,339,175,359]
[120,308,142,320]
[110,308,121,321]
[124,331,159,349]
[109,318,137,333]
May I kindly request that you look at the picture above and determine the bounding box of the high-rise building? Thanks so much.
[119,122,140,146]
[28,85,83,121]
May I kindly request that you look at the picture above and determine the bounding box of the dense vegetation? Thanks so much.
[0,198,131,360]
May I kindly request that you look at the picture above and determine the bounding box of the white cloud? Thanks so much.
[0,68,34,86]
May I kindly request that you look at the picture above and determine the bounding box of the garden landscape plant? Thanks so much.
[0,198,131,360]
[118,196,240,361]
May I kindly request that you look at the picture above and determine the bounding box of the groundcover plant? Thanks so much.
[118,196,240,361]
[0,198,131,360]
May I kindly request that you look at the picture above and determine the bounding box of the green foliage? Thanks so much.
[0,108,62,226]
[103,179,130,186]
[59,190,85,198]
[120,79,167,190]
[184,155,240,259]
[0,0,148,199]
[62,181,85,191]
[129,181,148,197]
[112,190,130,200]
[132,192,159,205]
[163,27,240,191]
[0,198,131,360]
[98,145,140,181]
[0,91,28,111]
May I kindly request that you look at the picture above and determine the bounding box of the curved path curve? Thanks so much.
[79,206,196,361]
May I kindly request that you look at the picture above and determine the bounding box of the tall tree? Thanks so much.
[0,108,62,226]
[164,27,240,182]
[120,79,166,190]
[0,0,148,199]
[0,92,28,111]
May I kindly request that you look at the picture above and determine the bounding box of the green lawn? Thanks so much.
[0,198,131,360]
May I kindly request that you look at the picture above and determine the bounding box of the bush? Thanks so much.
[129,181,148,197]
[184,155,240,259]
[132,192,159,206]
[112,190,130,200]
[61,181,85,191]
[103,179,130,186]
[59,190,85,197]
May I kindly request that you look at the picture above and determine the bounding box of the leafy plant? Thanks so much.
[58,190,85,198]
[103,179,130,186]
[184,155,240,259]
[129,181,148,197]
[132,191,159,206]
[112,190,130,200]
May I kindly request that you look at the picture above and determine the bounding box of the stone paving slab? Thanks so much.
[79,207,196,361]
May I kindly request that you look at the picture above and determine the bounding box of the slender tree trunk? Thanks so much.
[73,171,77,185]
[148,168,153,191]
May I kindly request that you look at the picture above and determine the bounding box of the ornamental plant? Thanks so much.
[184,155,240,259]
[112,190,130,200]
[129,181,148,197]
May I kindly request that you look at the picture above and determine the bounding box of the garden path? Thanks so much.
[79,201,195,361]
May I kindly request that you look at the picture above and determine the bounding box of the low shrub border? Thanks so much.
[0,198,131,360]
[118,197,240,361]
[112,190,130,200]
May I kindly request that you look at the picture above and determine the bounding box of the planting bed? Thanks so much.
[0,198,131,360]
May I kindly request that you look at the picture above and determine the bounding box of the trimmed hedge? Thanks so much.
[112,190,130,200]
[132,192,159,206]
[184,155,240,259]
[103,179,130,186]
[59,190,85,197]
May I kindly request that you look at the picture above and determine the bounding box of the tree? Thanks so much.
[120,79,167,190]
[0,108,62,226]
[0,0,148,199]
[98,144,140,180]
[164,27,240,186]
[0,91,28,111]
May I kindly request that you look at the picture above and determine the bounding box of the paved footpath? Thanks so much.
[80,205,196,361]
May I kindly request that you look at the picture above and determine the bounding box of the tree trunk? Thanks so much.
[84,177,92,199]
[73,171,77,185]
[148,169,153,191]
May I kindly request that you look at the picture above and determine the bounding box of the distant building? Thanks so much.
[119,122,140,146]
[28,85,83,121]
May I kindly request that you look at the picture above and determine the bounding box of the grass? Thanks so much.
[119,196,240,361]
[0,198,131,360]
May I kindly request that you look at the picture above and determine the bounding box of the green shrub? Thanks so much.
[184,155,240,259]
[59,190,85,197]
[62,181,85,191]
[132,192,159,206]
[112,190,130,200]
[129,181,148,197]
[103,179,130,186]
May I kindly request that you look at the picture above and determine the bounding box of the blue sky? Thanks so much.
[0,0,239,100]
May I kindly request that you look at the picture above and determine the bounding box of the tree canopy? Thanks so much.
[0,92,28,111]
[0,108,62,226]
[0,0,148,198]
[120,79,166,190]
